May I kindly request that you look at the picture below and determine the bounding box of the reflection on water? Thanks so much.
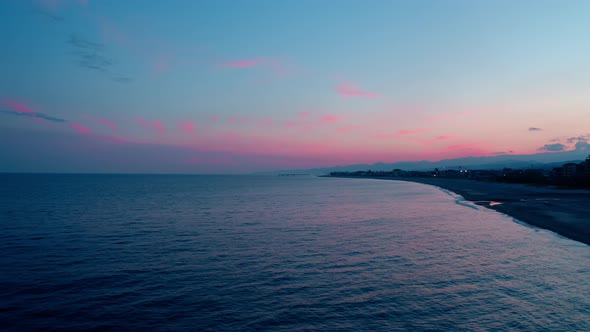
[1,174,589,330]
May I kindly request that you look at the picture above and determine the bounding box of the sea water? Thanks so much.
[1,174,589,330]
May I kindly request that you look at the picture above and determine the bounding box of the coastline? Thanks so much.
[332,176,590,246]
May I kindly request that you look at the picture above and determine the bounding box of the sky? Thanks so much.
[1,0,590,173]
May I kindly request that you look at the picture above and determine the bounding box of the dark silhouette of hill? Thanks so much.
[268,149,589,175]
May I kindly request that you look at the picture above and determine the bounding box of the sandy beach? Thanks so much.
[334,176,590,246]
[400,178,590,246]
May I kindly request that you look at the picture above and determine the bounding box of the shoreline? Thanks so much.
[330,176,590,246]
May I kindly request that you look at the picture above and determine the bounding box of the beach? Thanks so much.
[401,178,590,246]
[335,176,590,246]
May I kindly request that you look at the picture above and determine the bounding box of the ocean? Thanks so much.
[1,174,589,330]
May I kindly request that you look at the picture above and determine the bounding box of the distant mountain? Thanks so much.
[267,149,589,175]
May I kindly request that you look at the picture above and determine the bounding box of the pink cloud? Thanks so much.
[255,116,273,128]
[151,121,165,134]
[226,115,251,125]
[336,125,362,134]
[70,122,91,135]
[100,135,127,144]
[2,99,34,113]
[298,111,311,118]
[284,112,346,132]
[434,135,459,141]
[374,128,430,140]
[319,115,344,124]
[223,131,240,141]
[396,128,430,136]
[85,115,117,131]
[218,57,295,78]
[337,82,378,98]
[424,109,505,123]
[411,134,460,146]
[98,16,131,49]
[179,121,196,135]
[136,118,166,135]
[411,135,460,146]
[446,143,483,151]
[152,54,172,76]
[220,59,260,68]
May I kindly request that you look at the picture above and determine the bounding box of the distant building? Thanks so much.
[582,155,590,176]
[563,163,578,177]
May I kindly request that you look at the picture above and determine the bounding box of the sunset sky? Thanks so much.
[1,0,590,173]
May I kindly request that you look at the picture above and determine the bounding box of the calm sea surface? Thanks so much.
[1,174,589,331]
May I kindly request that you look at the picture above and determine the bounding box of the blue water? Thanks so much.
[1,174,589,331]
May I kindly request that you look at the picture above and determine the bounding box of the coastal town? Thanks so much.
[330,155,590,188]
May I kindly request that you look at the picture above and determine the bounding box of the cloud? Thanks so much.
[70,122,91,135]
[375,128,430,140]
[539,143,566,152]
[336,125,362,134]
[528,127,543,131]
[284,112,345,131]
[226,115,250,125]
[111,76,133,83]
[85,115,117,131]
[34,0,88,10]
[397,128,430,136]
[2,99,34,113]
[319,115,344,124]
[137,118,166,135]
[0,110,67,123]
[1,100,66,122]
[566,134,590,144]
[446,143,483,151]
[255,116,273,128]
[32,8,65,22]
[150,121,165,135]
[218,57,294,78]
[152,54,172,76]
[336,83,378,98]
[433,135,458,141]
[178,121,196,135]
[424,109,502,123]
[566,134,590,151]
[68,34,131,83]
[411,134,460,146]
[575,141,590,151]
[491,150,514,155]
[220,59,260,68]
[539,134,589,152]
[68,35,111,71]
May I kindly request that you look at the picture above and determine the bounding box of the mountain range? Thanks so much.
[271,149,590,175]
